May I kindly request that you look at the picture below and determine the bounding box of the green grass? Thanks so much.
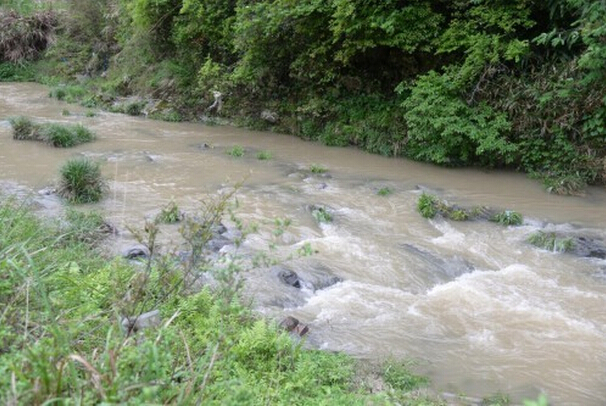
[155,200,182,224]
[0,193,445,405]
[256,150,272,160]
[491,210,523,226]
[377,187,392,196]
[310,163,327,174]
[417,193,438,219]
[227,145,245,157]
[312,206,333,223]
[58,158,107,203]
[9,116,40,140]
[9,116,96,147]
[528,231,575,252]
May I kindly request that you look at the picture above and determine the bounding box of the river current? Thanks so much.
[1,83,605,404]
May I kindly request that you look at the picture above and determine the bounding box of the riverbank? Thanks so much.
[1,1,605,195]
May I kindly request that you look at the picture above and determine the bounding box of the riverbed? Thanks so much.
[1,82,605,405]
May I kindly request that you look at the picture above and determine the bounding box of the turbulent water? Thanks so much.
[1,83,606,405]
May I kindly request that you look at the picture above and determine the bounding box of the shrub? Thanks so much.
[58,158,107,203]
[227,145,245,157]
[0,10,57,63]
[491,210,523,226]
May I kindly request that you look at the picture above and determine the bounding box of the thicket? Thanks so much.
[2,0,605,192]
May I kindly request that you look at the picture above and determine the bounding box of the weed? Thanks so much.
[60,209,113,246]
[383,359,429,392]
[312,206,333,223]
[58,158,107,203]
[227,145,245,157]
[9,115,40,140]
[124,100,146,116]
[156,200,182,224]
[377,187,392,196]
[310,163,327,174]
[417,192,438,219]
[85,110,96,117]
[491,210,523,226]
[528,231,575,252]
[256,150,272,160]
[62,108,70,116]
[483,392,510,405]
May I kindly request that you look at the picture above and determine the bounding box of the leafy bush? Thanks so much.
[58,158,107,203]
[401,70,515,167]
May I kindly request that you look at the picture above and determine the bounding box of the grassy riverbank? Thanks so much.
[1,0,605,195]
[0,195,448,405]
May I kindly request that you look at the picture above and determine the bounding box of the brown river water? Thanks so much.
[1,83,606,405]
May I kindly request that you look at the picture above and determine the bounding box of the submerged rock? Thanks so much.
[278,316,309,336]
[278,269,301,288]
[123,244,150,259]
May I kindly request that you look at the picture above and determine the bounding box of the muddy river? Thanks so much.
[1,83,605,405]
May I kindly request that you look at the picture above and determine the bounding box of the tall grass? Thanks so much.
[58,158,107,203]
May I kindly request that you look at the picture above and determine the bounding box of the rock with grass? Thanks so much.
[57,158,107,203]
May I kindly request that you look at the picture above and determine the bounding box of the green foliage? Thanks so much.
[417,193,438,219]
[227,145,245,157]
[383,359,429,392]
[39,123,95,147]
[491,211,523,226]
[256,150,272,160]
[156,200,182,224]
[58,158,107,203]
[9,116,39,140]
[401,69,515,166]
[377,187,392,196]
[49,85,87,103]
[0,61,35,81]
[60,209,113,246]
[310,164,327,174]
[312,206,333,223]
[528,231,575,253]
[483,392,510,405]
[0,191,405,404]
[523,394,549,406]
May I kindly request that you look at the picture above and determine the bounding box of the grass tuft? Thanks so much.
[58,158,107,203]
[227,145,245,157]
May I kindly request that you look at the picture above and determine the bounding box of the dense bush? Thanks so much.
[3,0,605,191]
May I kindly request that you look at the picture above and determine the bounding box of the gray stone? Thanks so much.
[121,309,161,334]
[123,244,150,259]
